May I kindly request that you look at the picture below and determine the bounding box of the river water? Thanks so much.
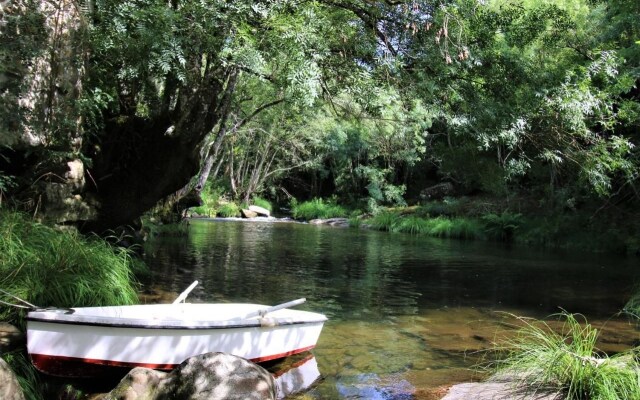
[142,218,640,399]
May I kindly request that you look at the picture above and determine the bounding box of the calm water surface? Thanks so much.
[142,219,640,399]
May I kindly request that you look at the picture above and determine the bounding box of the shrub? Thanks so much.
[482,211,522,241]
[217,202,240,218]
[190,183,223,216]
[291,198,347,220]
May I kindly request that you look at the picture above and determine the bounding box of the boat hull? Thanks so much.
[27,303,326,377]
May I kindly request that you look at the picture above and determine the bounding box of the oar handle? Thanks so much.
[244,298,306,319]
[173,280,199,304]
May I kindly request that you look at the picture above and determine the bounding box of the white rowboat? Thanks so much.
[27,295,327,377]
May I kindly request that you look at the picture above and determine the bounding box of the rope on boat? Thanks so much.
[0,288,38,310]
[0,289,74,313]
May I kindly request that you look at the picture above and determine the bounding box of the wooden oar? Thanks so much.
[172,280,199,304]
[242,298,306,320]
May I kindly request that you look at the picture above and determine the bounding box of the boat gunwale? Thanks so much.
[26,316,327,330]
[26,304,328,330]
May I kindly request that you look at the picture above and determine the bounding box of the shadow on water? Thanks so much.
[142,219,640,399]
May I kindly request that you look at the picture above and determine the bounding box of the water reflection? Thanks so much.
[143,219,640,398]
[267,353,322,399]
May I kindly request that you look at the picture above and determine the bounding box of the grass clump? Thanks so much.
[217,202,240,217]
[490,312,640,400]
[291,198,347,220]
[0,209,140,328]
[366,211,399,231]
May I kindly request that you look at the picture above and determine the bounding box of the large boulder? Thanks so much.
[105,353,276,400]
[0,357,25,400]
[248,205,270,217]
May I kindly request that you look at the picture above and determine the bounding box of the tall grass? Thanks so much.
[367,212,484,239]
[0,209,139,328]
[489,313,640,400]
[291,198,347,220]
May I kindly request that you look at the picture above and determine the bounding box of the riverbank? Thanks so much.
[280,195,640,256]
[178,184,640,256]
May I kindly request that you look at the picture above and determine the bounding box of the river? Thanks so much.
[142,218,640,399]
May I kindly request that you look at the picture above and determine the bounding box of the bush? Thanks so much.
[190,183,223,216]
[217,202,240,217]
[291,198,348,220]
[0,210,140,328]
[482,211,522,241]
[489,313,640,400]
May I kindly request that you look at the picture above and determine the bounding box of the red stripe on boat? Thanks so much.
[30,345,316,377]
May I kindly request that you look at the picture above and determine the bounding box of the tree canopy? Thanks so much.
[0,0,638,229]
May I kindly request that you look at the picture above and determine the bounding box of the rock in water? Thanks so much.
[105,353,276,400]
[241,209,259,218]
[0,358,25,400]
[248,205,270,217]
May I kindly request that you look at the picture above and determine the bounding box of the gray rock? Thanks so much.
[105,367,167,400]
[441,381,562,400]
[248,205,270,217]
[241,209,259,218]
[309,218,349,227]
[165,352,276,399]
[0,357,25,400]
[105,353,276,400]
[0,323,25,353]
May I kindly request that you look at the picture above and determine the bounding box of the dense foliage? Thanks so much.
[0,0,638,243]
